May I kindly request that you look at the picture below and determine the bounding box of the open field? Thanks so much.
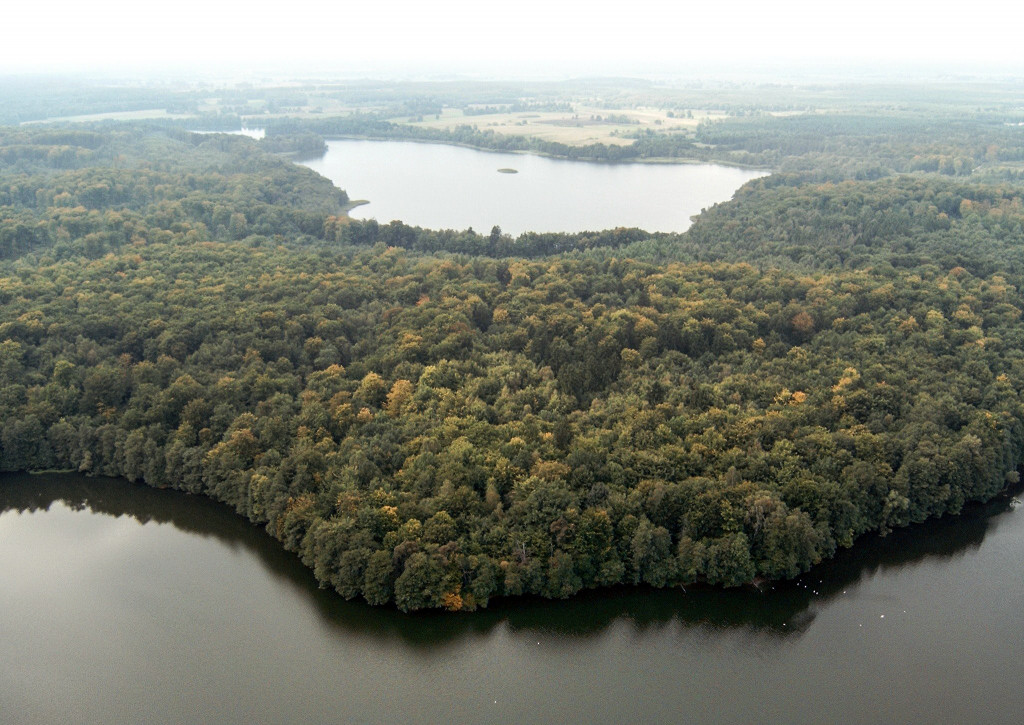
[396,106,728,147]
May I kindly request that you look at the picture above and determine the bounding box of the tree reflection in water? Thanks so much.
[2,471,1019,648]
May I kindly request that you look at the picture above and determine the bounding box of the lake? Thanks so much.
[2,473,1021,724]
[299,140,767,235]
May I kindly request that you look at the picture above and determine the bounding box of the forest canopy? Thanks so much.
[2,113,1024,611]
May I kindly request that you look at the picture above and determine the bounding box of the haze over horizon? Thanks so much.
[5,0,1024,80]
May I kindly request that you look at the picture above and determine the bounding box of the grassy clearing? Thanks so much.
[398,106,728,147]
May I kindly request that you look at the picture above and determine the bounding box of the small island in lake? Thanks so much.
[497,167,518,174]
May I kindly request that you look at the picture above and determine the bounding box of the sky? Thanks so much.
[4,0,1024,78]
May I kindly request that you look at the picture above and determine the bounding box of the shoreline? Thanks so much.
[5,467,1020,615]
[342,199,370,212]
[318,133,772,172]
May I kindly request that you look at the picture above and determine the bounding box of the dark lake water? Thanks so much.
[299,139,767,236]
[2,473,1022,724]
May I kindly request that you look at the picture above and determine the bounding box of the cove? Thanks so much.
[2,473,1022,724]
[299,139,767,236]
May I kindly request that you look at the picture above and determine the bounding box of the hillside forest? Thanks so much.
[2,88,1024,610]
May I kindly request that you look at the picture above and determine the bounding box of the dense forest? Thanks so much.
[2,107,1024,611]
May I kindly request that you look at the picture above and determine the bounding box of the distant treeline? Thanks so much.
[329,219,651,258]
[261,115,650,162]
[462,102,574,116]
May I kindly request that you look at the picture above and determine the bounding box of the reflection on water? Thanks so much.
[3,472,1023,724]
[1,472,1017,645]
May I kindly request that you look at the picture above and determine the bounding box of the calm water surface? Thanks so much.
[299,140,766,235]
[1,473,1021,724]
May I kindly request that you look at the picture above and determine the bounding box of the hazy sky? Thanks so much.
[5,0,1023,77]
